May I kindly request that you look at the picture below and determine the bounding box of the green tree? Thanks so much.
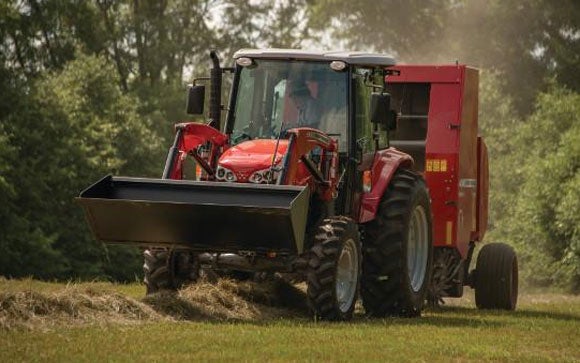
[482,83,580,292]
[308,0,449,59]
[1,54,161,280]
[477,71,522,232]
[505,87,580,291]
[308,0,580,115]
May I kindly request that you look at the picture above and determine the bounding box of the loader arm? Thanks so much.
[280,127,339,201]
[167,122,228,180]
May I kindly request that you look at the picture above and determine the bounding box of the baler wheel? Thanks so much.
[143,248,199,294]
[361,168,433,317]
[474,243,518,310]
[306,216,361,321]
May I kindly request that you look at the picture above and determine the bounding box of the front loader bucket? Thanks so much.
[77,175,310,254]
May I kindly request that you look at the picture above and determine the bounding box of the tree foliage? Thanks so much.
[1,54,160,280]
[498,87,579,291]
[0,1,578,291]
[309,0,580,114]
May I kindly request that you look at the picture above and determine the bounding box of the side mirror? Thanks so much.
[186,85,205,115]
[370,92,391,125]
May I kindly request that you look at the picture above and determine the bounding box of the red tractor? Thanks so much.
[78,49,518,320]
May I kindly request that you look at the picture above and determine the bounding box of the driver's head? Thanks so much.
[290,85,312,109]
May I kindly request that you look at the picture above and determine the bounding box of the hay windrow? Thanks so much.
[0,287,165,331]
[144,277,307,321]
[0,277,308,331]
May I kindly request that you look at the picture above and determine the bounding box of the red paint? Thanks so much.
[423,153,458,248]
[359,148,413,223]
[165,65,488,261]
[178,122,228,151]
[219,140,289,182]
[386,64,485,258]
[169,122,228,180]
[282,127,338,200]
[473,137,489,242]
[387,65,464,84]
[215,127,338,192]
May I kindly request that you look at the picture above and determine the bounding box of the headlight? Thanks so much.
[216,166,237,182]
[249,167,279,184]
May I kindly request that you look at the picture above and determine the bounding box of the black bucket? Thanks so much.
[76,175,310,254]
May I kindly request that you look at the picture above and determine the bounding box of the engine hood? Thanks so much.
[219,139,289,176]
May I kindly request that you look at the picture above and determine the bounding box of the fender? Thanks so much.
[169,122,228,179]
[359,147,413,223]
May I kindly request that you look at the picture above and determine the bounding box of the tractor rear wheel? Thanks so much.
[307,216,361,321]
[143,248,199,294]
[474,243,518,310]
[361,168,433,317]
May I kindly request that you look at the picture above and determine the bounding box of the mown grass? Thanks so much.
[0,279,578,362]
[0,277,144,298]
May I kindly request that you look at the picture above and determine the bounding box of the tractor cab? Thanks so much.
[226,50,396,139]
[187,50,399,216]
[190,49,396,155]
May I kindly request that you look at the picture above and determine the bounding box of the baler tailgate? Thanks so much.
[76,175,310,254]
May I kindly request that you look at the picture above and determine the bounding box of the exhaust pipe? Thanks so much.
[209,50,222,130]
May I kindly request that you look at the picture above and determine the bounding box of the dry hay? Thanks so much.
[0,286,164,331]
[144,277,308,321]
[0,277,308,331]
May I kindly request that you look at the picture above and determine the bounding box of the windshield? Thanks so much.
[231,60,348,150]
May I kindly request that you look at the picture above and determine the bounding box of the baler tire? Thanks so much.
[474,243,518,310]
[307,216,361,321]
[143,249,199,295]
[361,168,433,317]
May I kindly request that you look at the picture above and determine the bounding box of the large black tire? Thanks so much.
[474,243,518,310]
[361,168,433,317]
[143,248,199,294]
[307,216,361,321]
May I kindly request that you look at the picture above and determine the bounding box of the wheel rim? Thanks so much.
[335,238,359,313]
[407,205,429,292]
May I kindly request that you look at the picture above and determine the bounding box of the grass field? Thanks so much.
[1,278,579,362]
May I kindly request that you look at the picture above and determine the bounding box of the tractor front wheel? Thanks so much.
[307,216,361,321]
[143,248,199,294]
[361,168,433,317]
[474,243,518,310]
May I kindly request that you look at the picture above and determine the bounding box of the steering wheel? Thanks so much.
[233,132,252,143]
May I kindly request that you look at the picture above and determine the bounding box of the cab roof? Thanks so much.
[233,48,396,67]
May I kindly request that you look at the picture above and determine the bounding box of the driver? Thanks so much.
[290,84,322,128]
